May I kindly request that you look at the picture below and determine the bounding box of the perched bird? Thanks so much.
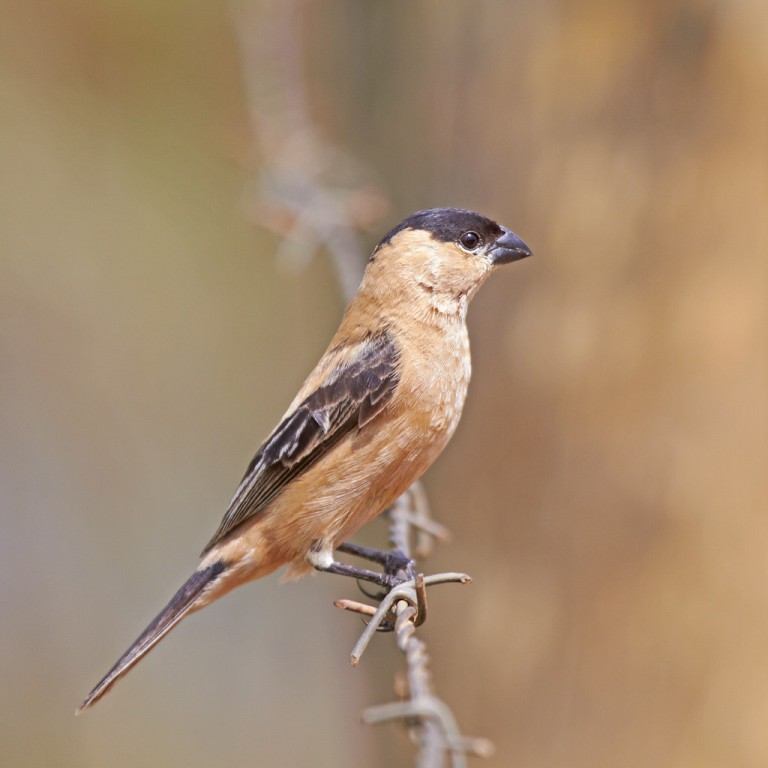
[77,207,531,713]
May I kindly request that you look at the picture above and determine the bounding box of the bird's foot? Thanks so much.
[306,543,401,591]
[336,542,416,584]
[306,541,416,593]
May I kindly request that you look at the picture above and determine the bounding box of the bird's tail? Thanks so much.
[76,559,228,714]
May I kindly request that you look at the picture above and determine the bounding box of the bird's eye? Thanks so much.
[459,231,481,251]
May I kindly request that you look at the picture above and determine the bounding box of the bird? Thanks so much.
[77,207,531,713]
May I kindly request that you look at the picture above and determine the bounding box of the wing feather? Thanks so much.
[201,330,400,553]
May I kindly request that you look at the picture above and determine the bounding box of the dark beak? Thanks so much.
[489,227,533,265]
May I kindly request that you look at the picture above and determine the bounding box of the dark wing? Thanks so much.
[201,330,400,553]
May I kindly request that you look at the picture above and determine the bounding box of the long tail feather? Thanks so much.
[76,559,228,714]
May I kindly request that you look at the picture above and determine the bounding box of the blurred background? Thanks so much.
[2,0,766,766]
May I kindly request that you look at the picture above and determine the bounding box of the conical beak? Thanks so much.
[489,227,532,265]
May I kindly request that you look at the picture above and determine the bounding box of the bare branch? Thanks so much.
[336,492,490,766]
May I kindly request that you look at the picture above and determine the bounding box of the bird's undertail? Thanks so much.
[76,559,228,714]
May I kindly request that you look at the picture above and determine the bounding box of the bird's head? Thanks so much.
[364,208,532,317]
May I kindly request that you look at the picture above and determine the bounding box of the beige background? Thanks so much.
[1,1,766,766]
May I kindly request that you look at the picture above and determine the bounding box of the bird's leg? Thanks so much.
[307,543,399,589]
[336,542,416,582]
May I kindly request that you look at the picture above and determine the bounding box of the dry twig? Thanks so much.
[336,492,493,767]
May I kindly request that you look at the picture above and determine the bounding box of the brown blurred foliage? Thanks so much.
[1,1,766,767]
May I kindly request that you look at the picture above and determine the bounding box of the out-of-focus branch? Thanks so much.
[232,0,388,301]
[231,3,492,764]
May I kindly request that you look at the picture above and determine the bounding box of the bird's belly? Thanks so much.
[262,383,465,573]
[235,328,471,578]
